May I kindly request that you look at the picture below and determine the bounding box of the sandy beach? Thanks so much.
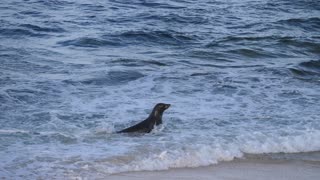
[108,158,320,180]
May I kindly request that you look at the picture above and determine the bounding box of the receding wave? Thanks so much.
[77,130,320,175]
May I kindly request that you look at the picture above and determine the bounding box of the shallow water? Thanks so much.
[1,0,320,179]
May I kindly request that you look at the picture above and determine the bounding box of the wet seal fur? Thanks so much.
[117,103,170,133]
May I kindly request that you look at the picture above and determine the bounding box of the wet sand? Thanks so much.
[107,158,320,180]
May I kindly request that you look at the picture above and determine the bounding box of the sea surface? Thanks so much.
[1,0,320,179]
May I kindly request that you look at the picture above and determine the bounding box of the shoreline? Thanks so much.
[107,158,320,180]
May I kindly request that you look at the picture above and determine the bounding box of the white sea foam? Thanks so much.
[0,129,30,134]
[97,130,320,174]
[2,66,319,178]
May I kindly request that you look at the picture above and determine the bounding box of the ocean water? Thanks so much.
[1,0,320,179]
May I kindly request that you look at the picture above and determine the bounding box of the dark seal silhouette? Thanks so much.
[117,103,170,133]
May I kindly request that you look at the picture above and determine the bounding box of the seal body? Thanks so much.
[117,103,170,133]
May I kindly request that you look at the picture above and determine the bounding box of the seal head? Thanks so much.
[151,103,170,125]
[117,103,170,133]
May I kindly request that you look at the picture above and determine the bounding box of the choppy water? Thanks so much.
[1,0,320,179]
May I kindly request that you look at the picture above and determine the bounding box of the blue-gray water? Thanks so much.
[1,0,320,179]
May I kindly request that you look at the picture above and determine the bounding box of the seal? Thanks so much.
[117,103,170,133]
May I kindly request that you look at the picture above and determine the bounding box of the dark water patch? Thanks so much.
[141,13,208,25]
[277,37,320,55]
[173,88,204,95]
[5,88,48,104]
[190,73,211,77]
[27,112,52,127]
[225,48,275,58]
[65,71,144,86]
[31,0,75,11]
[166,13,208,24]
[111,0,186,9]
[186,61,263,70]
[58,37,122,48]
[107,0,139,9]
[206,35,277,47]
[299,60,320,71]
[81,76,117,86]
[285,0,320,11]
[189,71,221,83]
[0,28,47,37]
[33,81,63,94]
[18,10,52,19]
[117,30,196,46]
[0,76,15,86]
[187,50,233,61]
[215,119,234,127]
[78,4,106,11]
[66,63,89,69]
[0,93,10,105]
[0,46,31,56]
[57,113,106,121]
[212,85,238,96]
[139,2,184,9]
[0,131,34,150]
[1,59,53,74]
[226,22,264,30]
[111,58,167,67]
[61,79,78,86]
[153,75,189,82]
[32,132,78,145]
[57,113,105,125]
[19,10,42,15]
[236,89,253,96]
[206,35,320,56]
[20,24,66,33]
[87,71,144,85]
[255,67,291,77]
[277,17,320,31]
[0,19,14,29]
[59,30,197,48]
[278,90,302,98]
[289,68,319,78]
[289,60,320,80]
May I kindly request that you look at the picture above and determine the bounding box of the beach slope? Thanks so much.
[108,159,320,180]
